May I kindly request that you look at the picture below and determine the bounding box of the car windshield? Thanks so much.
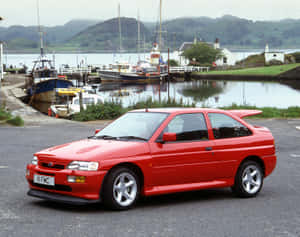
[95,112,168,141]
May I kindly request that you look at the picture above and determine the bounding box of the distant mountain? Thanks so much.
[68,17,151,51]
[2,15,300,52]
[0,19,101,50]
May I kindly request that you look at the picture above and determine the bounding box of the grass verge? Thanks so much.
[0,107,24,126]
[71,98,195,121]
[197,63,300,76]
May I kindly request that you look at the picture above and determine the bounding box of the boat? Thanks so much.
[98,62,133,82]
[119,44,168,81]
[27,58,73,103]
[26,1,73,103]
[50,92,103,118]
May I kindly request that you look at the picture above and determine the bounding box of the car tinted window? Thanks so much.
[208,113,252,139]
[164,113,208,141]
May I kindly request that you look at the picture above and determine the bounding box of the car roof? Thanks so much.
[130,107,224,114]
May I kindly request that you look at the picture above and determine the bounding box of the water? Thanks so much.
[5,53,300,110]
[95,80,300,109]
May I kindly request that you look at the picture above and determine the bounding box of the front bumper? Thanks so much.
[28,189,101,205]
[26,164,107,203]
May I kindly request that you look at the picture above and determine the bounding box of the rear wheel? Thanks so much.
[232,161,263,198]
[102,167,140,210]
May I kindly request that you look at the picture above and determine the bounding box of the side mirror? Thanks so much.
[162,132,177,142]
[95,129,102,135]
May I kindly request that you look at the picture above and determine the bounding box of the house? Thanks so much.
[173,38,236,66]
[264,44,285,64]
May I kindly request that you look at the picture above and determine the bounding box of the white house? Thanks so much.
[264,44,285,64]
[173,38,236,66]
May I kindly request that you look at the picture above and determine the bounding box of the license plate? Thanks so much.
[33,174,55,186]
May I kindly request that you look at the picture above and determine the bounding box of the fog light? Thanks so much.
[68,176,85,183]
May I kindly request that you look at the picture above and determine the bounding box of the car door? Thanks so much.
[207,112,254,179]
[149,113,216,187]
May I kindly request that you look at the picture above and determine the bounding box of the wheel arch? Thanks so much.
[100,162,145,197]
[238,156,266,176]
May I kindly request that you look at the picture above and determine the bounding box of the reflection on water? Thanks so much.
[32,79,300,114]
[96,79,300,109]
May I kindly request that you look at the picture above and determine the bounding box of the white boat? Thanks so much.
[50,93,103,118]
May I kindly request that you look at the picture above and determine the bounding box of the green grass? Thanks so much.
[221,104,300,118]
[72,98,195,121]
[0,107,24,126]
[198,63,300,76]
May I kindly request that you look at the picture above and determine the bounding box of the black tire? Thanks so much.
[102,167,140,210]
[232,161,264,198]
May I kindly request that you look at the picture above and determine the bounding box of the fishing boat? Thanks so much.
[26,0,73,103]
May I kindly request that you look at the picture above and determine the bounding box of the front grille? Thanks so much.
[40,162,65,170]
[30,181,72,192]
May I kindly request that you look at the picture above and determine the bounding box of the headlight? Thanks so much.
[31,156,38,165]
[67,161,99,171]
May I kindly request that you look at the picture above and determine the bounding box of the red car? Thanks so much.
[26,108,276,210]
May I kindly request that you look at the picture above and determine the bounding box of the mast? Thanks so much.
[137,10,141,61]
[118,3,122,55]
[36,0,44,58]
[159,0,162,51]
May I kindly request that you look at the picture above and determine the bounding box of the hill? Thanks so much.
[67,17,151,51]
[0,19,101,50]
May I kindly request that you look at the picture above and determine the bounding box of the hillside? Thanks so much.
[2,15,300,52]
[67,17,151,51]
[0,19,101,50]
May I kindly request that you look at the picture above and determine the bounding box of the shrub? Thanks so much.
[267,59,283,66]
[290,52,300,63]
[6,116,24,126]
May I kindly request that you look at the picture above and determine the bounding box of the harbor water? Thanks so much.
[5,53,300,110]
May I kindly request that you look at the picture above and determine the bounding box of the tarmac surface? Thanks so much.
[1,118,300,237]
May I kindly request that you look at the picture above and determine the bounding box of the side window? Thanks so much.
[208,113,252,139]
[164,113,208,141]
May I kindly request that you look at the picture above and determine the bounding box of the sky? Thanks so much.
[1,0,300,27]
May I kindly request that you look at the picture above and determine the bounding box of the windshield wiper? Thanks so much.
[94,135,118,140]
[117,136,148,141]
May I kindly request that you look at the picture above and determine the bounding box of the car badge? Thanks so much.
[48,162,54,167]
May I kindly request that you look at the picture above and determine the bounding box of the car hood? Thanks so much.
[35,139,150,161]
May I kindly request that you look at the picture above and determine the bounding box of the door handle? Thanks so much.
[205,147,213,151]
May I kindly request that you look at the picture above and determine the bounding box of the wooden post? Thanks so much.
[79,91,83,112]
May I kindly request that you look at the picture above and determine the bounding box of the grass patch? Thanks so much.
[0,107,24,126]
[71,98,195,121]
[221,104,300,118]
[198,63,300,76]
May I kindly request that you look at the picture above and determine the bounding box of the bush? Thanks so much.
[235,53,265,67]
[267,59,283,66]
[285,54,296,64]
[290,52,300,63]
[167,59,179,66]
[6,116,24,126]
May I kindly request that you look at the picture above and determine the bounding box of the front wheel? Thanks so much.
[102,167,140,210]
[232,161,264,198]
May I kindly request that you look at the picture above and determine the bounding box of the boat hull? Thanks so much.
[29,79,73,103]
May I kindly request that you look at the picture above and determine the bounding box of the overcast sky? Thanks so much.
[1,0,300,27]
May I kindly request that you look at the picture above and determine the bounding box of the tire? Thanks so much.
[102,167,140,210]
[232,161,264,198]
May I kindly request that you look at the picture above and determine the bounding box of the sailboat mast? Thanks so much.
[137,10,140,61]
[36,0,44,58]
[118,3,122,54]
[159,0,162,51]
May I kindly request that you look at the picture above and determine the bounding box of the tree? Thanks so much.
[182,42,223,65]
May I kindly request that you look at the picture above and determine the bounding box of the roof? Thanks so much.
[179,41,215,52]
[130,108,223,114]
[130,108,262,118]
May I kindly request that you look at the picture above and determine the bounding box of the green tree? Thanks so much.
[182,42,223,64]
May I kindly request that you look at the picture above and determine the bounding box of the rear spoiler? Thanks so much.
[228,110,262,118]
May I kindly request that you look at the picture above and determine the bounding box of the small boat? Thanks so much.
[98,62,133,82]
[50,93,103,118]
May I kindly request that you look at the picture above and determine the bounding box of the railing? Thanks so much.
[169,66,209,73]
[59,66,92,74]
